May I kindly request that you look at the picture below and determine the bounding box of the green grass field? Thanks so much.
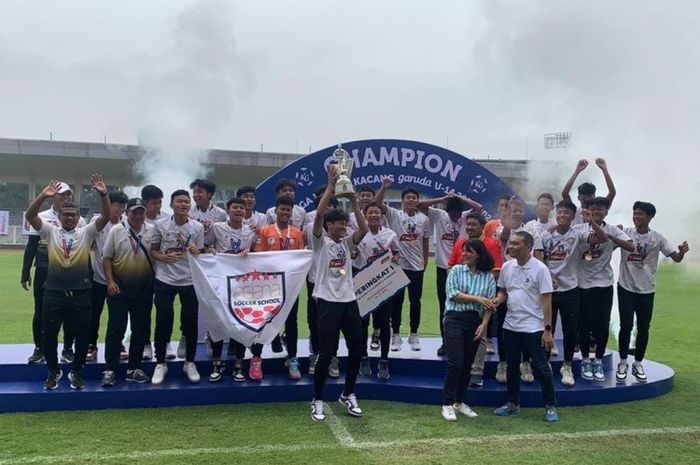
[0,252,699,465]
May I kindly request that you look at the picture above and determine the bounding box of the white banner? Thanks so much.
[0,210,8,235]
[353,251,410,317]
[21,211,33,235]
[189,250,313,347]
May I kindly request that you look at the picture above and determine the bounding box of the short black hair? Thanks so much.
[109,191,129,205]
[556,200,577,214]
[537,193,554,204]
[324,209,349,225]
[363,202,384,214]
[170,189,190,203]
[315,194,338,209]
[226,197,246,210]
[59,201,79,213]
[578,182,596,196]
[359,186,376,195]
[236,186,256,197]
[445,197,463,213]
[462,239,495,272]
[514,230,534,249]
[586,196,610,209]
[275,179,296,194]
[141,184,163,201]
[275,196,294,208]
[465,211,487,225]
[498,194,511,202]
[314,185,328,199]
[401,187,420,199]
[633,201,656,218]
[190,179,216,195]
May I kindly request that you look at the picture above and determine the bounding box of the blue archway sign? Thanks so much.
[256,139,528,220]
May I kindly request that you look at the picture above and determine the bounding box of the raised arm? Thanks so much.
[25,181,62,231]
[374,176,392,214]
[91,174,111,231]
[313,166,339,238]
[561,159,588,203]
[350,193,368,244]
[595,158,616,206]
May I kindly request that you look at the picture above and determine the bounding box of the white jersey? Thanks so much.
[577,222,631,289]
[524,218,555,240]
[189,203,227,247]
[384,207,431,271]
[619,228,674,294]
[498,256,554,333]
[535,225,589,292]
[353,227,399,269]
[303,222,326,283]
[151,217,205,287]
[89,218,119,285]
[242,211,267,230]
[265,205,307,230]
[311,233,356,302]
[210,221,257,254]
[427,208,469,269]
[28,207,87,235]
[145,212,169,225]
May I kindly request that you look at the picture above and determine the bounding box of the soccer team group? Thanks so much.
[19,158,689,422]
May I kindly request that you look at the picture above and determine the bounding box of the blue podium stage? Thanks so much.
[0,338,673,413]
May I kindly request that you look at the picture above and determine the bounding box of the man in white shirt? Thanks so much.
[140,184,171,360]
[524,193,555,239]
[577,197,635,382]
[189,178,227,249]
[616,201,689,383]
[265,179,307,230]
[22,181,86,364]
[418,193,482,356]
[375,178,431,352]
[25,175,111,390]
[310,166,367,422]
[534,200,591,386]
[492,231,558,422]
[236,186,267,232]
[561,158,616,226]
[150,189,205,385]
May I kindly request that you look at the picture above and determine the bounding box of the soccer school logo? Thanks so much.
[227,271,286,332]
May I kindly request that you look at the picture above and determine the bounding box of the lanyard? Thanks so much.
[274,224,290,250]
[123,222,143,254]
[61,234,74,259]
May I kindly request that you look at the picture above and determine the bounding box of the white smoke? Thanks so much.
[125,0,250,210]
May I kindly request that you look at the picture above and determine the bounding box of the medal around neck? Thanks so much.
[333,144,356,198]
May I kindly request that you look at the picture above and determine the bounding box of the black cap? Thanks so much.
[126,198,146,211]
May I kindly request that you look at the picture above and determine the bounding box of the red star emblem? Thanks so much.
[263,273,271,281]
[242,275,250,282]
[250,270,262,281]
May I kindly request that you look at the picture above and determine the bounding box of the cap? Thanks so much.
[126,198,146,211]
[57,182,72,194]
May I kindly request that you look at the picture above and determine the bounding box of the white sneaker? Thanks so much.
[177,336,186,359]
[311,399,325,422]
[496,362,507,383]
[142,343,153,361]
[339,393,363,417]
[453,403,478,418]
[152,363,168,385]
[441,405,457,421]
[165,343,176,360]
[183,361,201,383]
[560,364,575,386]
[390,333,402,352]
[520,362,534,383]
[408,333,422,351]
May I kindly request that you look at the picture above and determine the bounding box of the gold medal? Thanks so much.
[584,252,593,261]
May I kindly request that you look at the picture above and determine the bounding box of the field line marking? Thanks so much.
[325,403,356,445]
[0,425,697,465]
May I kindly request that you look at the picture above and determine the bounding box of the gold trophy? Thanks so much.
[333,144,355,197]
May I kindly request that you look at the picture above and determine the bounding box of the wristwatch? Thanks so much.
[544,324,552,332]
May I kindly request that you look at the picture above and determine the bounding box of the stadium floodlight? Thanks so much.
[544,131,572,149]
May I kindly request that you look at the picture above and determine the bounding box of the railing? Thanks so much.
[0,226,28,246]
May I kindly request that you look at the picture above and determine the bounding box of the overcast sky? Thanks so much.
[2,0,700,241]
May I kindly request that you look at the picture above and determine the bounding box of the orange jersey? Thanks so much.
[483,219,502,241]
[254,224,304,252]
